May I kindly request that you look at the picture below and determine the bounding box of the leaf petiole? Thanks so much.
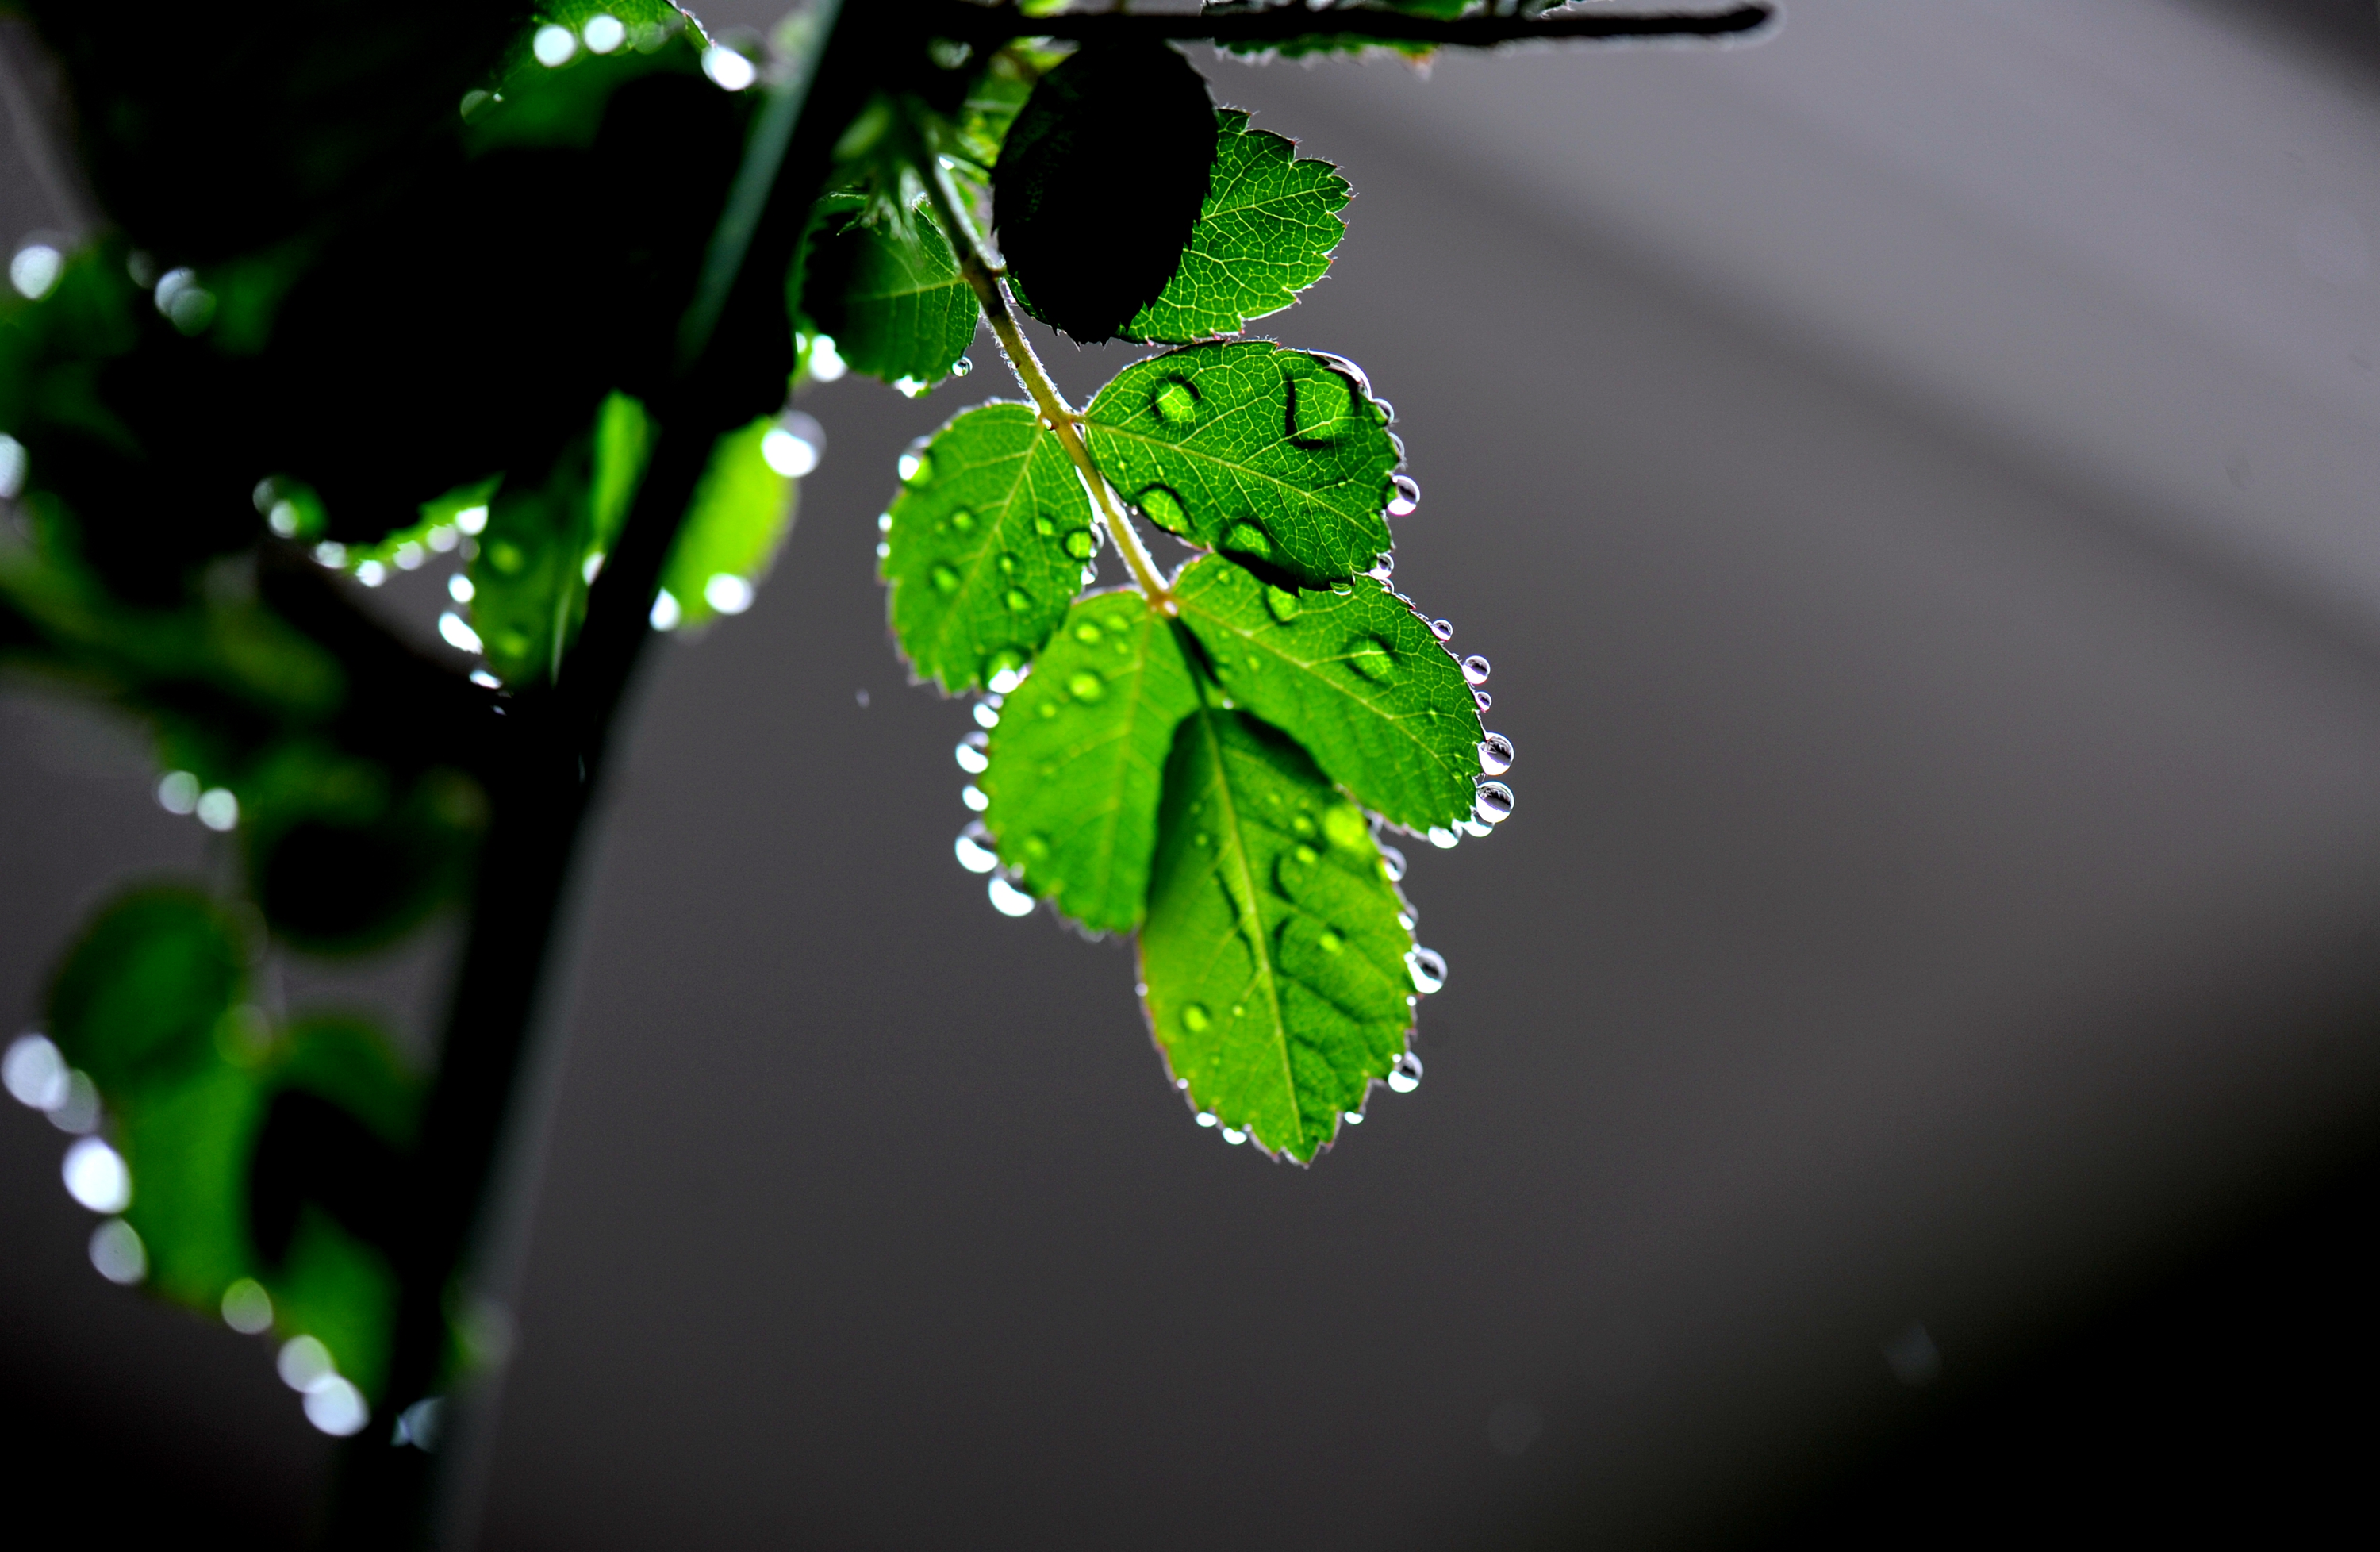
[908,107,1176,609]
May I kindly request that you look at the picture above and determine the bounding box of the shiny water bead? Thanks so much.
[1479,733,1514,776]
[1387,1052,1423,1093]
[1387,474,1420,517]
[1407,946,1447,993]
[1461,655,1491,686]
[1429,618,1453,642]
[1473,782,1513,824]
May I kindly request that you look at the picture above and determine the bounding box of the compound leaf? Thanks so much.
[47,887,249,1104]
[1083,342,1397,583]
[882,402,1096,694]
[659,415,797,630]
[1139,708,1412,1163]
[1127,110,1349,344]
[800,200,982,388]
[980,590,1200,932]
[1173,559,1484,832]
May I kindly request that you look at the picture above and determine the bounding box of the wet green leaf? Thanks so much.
[1127,110,1349,344]
[1083,342,1397,583]
[1138,709,1412,1162]
[46,887,250,1103]
[659,416,798,630]
[1173,559,1483,832]
[881,402,1091,694]
[800,198,982,388]
[980,590,1200,932]
[118,1061,264,1307]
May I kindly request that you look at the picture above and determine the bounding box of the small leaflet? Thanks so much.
[881,402,1092,694]
[980,590,1200,932]
[1138,708,1412,1163]
[800,201,982,388]
[1172,557,1483,833]
[1083,341,1397,584]
[660,415,797,630]
[1127,110,1349,344]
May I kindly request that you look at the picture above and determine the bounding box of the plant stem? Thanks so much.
[924,0,1775,50]
[912,134,1176,609]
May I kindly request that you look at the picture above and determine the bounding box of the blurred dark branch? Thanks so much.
[929,0,1775,48]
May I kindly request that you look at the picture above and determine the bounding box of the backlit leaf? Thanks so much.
[659,416,797,630]
[1173,559,1483,832]
[800,199,982,388]
[881,402,1092,694]
[1127,110,1349,344]
[980,590,1200,932]
[1084,342,1399,584]
[1139,708,1412,1162]
[46,887,249,1103]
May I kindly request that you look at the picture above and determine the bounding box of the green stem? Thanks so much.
[910,123,1176,610]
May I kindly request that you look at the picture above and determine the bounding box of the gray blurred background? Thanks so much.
[6,2,2379,1546]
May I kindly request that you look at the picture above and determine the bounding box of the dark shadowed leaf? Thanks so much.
[994,41,1217,342]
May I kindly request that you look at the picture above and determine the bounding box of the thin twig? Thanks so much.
[927,0,1775,50]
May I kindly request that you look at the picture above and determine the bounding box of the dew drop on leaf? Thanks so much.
[1430,618,1453,642]
[1221,520,1273,559]
[1067,670,1104,702]
[1480,733,1514,775]
[1379,845,1407,883]
[1151,378,1199,424]
[997,551,1020,575]
[1138,485,1188,531]
[930,563,961,595]
[1387,1051,1424,1093]
[949,508,977,534]
[1196,1111,1218,1127]
[1004,588,1033,613]
[954,821,999,873]
[1318,928,1345,954]
[1388,474,1420,517]
[954,739,989,774]
[988,875,1036,916]
[899,440,934,484]
[1461,654,1491,686]
[1182,1003,1211,1033]
[1474,689,1492,713]
[1062,528,1097,559]
[1023,832,1052,860]
[1035,513,1058,536]
[1264,585,1299,623]
[1407,947,1448,994]
[1474,782,1514,824]
[1322,803,1369,851]
[1073,619,1104,645]
[1221,1127,1248,1145]
[1345,636,1398,683]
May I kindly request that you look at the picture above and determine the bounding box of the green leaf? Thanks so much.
[800,198,982,389]
[1172,559,1484,832]
[881,402,1096,694]
[979,590,1200,932]
[47,887,250,1103]
[118,1060,265,1307]
[1127,110,1349,344]
[1139,709,1413,1162]
[268,1208,400,1400]
[658,415,798,629]
[1083,342,1397,583]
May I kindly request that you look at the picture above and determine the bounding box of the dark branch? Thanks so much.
[930,1,1775,49]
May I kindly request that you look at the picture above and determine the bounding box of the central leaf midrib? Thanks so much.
[1196,709,1303,1154]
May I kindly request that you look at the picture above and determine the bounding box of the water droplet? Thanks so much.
[954,355,974,376]
[1479,733,1514,775]
[1138,486,1188,532]
[1067,670,1104,702]
[1196,1112,1218,1127]
[1193,832,1211,848]
[987,875,1036,916]
[1273,847,1319,900]
[1427,825,1458,851]
[1474,689,1492,713]
[1072,620,1104,646]
[1034,514,1057,536]
[986,651,1028,693]
[1221,1127,1248,1145]
[954,740,989,775]
[1220,520,1273,559]
[1430,618,1453,642]
[1327,578,1355,597]
[1342,1109,1365,1124]
[1369,552,1394,580]
[1023,832,1051,860]
[1004,588,1032,613]
[1407,947,1447,994]
[1285,360,1353,447]
[1457,817,1491,838]
[1311,351,1373,398]
[1379,845,1407,882]
[898,440,934,484]
[947,508,977,535]
[1387,1052,1424,1093]
[1461,655,1491,686]
[1062,527,1098,559]
[973,700,1000,729]
[1264,585,1299,623]
[997,551,1020,576]
[1388,474,1420,517]
[1345,636,1398,683]
[962,784,988,812]
[1474,782,1514,824]
[954,822,999,873]
[1182,1003,1211,1033]
[1151,377,1199,424]
[1318,928,1345,954]
[1323,803,1369,851]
